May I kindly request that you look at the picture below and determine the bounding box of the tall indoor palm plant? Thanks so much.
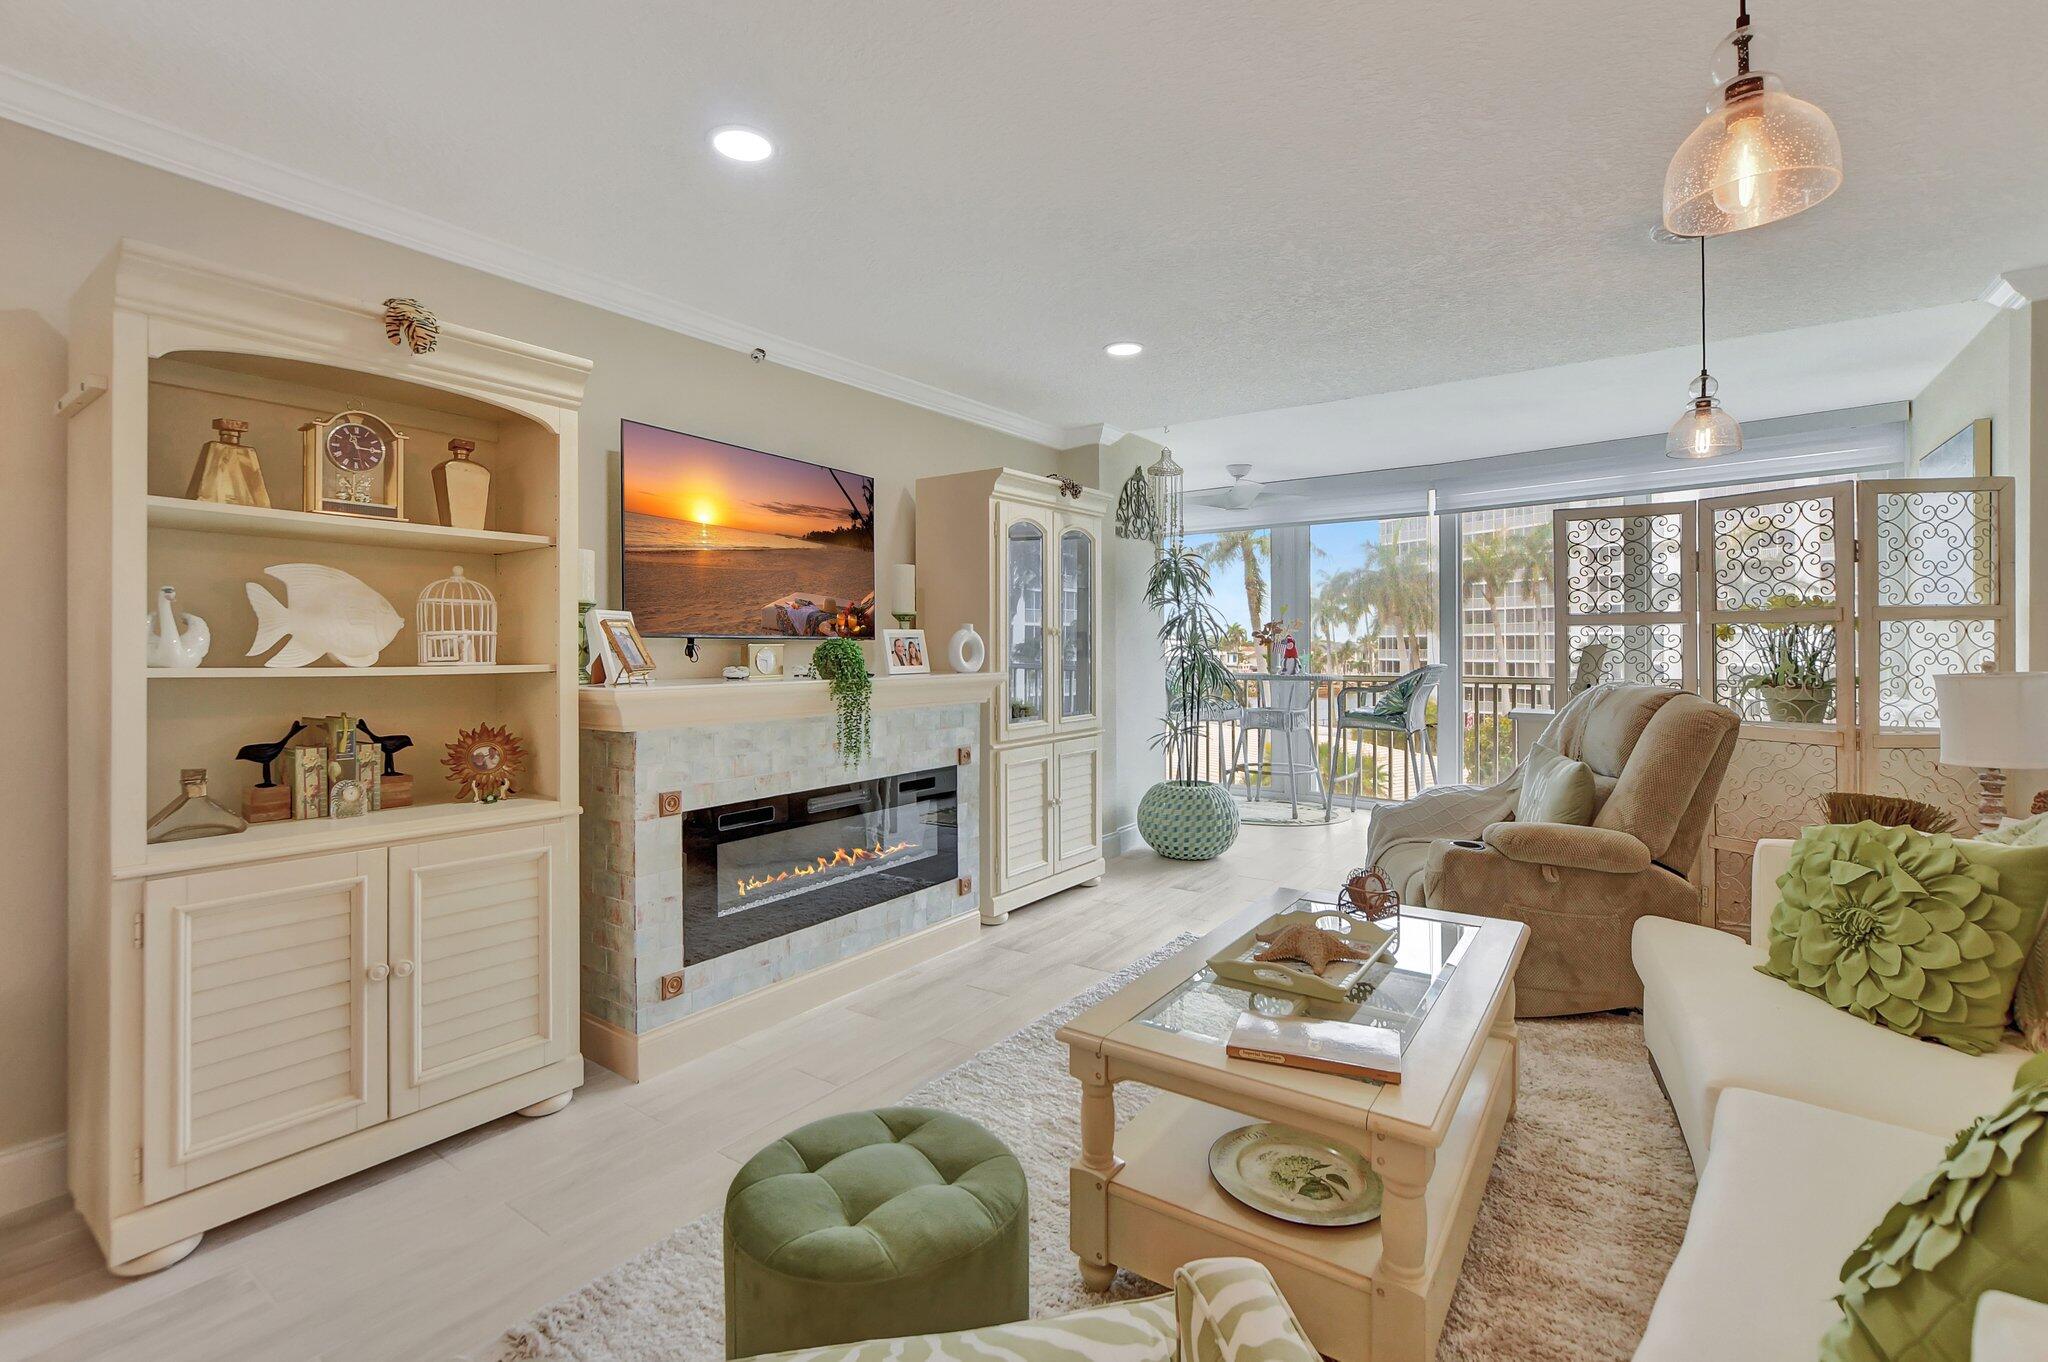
[1136,545,1241,859]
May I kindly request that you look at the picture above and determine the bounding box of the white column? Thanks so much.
[1436,503,1465,786]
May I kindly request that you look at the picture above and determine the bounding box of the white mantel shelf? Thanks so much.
[578,672,1001,731]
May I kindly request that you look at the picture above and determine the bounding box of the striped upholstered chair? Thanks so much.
[740,1257,1317,1362]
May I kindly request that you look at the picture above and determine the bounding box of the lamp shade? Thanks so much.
[1667,394,1743,460]
[890,563,916,614]
[1934,672,2048,770]
[1664,85,1842,237]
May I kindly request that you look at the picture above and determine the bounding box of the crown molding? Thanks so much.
[0,64,1073,450]
[1981,265,2048,309]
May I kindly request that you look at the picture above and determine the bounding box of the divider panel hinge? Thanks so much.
[132,913,144,949]
[132,1146,143,1182]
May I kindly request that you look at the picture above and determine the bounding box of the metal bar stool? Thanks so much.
[1232,674,1318,818]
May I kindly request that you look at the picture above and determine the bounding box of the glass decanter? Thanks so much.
[145,768,248,844]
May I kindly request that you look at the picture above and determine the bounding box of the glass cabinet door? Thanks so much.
[1059,526,1096,721]
[1005,518,1048,726]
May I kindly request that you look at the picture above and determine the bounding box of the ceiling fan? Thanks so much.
[1187,464,1310,512]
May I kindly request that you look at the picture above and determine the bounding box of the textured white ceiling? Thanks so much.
[2,1,2043,445]
[1156,303,1995,488]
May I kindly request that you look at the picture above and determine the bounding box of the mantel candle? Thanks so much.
[579,548,598,605]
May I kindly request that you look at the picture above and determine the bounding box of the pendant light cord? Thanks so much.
[1698,234,1709,380]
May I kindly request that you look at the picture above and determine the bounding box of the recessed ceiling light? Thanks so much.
[711,126,774,162]
[1104,341,1143,357]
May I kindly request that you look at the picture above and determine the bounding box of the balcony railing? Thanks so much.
[1190,671,1554,806]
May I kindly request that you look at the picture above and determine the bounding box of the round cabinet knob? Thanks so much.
[367,963,391,982]
[392,960,415,979]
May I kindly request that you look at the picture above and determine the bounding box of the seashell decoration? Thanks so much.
[382,297,440,354]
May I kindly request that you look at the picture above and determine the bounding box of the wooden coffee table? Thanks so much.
[1057,890,1526,1362]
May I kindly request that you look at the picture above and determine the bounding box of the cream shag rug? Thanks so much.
[498,941,1693,1361]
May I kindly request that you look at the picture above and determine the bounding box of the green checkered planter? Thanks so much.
[1138,780,1241,861]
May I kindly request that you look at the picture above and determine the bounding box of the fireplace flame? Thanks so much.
[734,838,917,898]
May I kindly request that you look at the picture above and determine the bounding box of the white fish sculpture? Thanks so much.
[246,564,404,668]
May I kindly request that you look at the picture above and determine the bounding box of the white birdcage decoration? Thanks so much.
[415,567,497,665]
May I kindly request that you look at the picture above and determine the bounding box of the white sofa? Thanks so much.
[1631,839,2041,1362]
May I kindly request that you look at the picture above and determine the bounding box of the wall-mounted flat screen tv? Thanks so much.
[620,419,876,639]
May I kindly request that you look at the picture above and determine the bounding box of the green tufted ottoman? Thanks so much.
[723,1106,1029,1358]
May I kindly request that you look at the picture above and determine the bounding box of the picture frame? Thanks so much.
[586,608,656,686]
[882,628,930,675]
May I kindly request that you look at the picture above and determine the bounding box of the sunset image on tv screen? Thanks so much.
[621,420,876,638]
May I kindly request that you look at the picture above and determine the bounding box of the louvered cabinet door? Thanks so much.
[387,822,573,1116]
[142,851,388,1203]
[995,742,1056,895]
[1052,734,1103,871]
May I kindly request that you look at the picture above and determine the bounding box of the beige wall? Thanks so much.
[0,309,70,1152]
[1056,435,1168,846]
[0,119,1057,1162]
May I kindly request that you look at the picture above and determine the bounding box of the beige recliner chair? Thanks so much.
[1366,683,1741,1017]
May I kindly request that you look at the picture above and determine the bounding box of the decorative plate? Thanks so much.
[1208,1122,1382,1227]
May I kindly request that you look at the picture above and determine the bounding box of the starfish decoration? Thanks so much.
[1252,921,1376,973]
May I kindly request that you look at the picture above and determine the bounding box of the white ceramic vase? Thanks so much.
[948,623,986,674]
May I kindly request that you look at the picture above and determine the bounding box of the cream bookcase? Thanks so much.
[63,242,590,1275]
[915,469,1108,922]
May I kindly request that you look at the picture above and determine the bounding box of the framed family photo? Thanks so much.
[882,628,930,674]
[586,608,656,686]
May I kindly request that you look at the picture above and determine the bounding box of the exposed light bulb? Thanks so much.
[1714,104,1767,213]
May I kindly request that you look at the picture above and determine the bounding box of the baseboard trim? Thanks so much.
[1103,822,1141,858]
[581,911,982,1082]
[0,1133,69,1219]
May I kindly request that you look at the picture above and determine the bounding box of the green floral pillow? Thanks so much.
[1820,1074,2048,1361]
[1758,823,2048,1055]
[1370,671,1424,719]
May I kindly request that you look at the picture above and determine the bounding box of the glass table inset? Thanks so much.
[1135,897,1474,1068]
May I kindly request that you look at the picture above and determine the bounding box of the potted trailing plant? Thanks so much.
[810,637,872,765]
[1717,592,1835,723]
[1136,545,1242,860]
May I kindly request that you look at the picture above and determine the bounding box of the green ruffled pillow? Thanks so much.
[1982,814,2048,1050]
[1757,823,2048,1055]
[1820,1071,2048,1361]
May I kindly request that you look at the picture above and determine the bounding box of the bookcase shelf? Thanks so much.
[127,795,572,879]
[146,495,553,554]
[146,664,555,679]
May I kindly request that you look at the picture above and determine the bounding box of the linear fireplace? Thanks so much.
[682,765,960,966]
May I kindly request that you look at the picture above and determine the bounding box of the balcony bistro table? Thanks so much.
[1230,671,1346,822]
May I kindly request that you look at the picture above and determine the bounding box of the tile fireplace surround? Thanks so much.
[577,674,998,1078]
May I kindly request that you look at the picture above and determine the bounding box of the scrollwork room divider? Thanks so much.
[1554,476,2014,935]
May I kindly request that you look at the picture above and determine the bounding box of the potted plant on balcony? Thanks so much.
[1137,545,1241,860]
[1718,592,1836,723]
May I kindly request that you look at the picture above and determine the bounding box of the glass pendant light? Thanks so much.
[1663,1,1842,237]
[1668,235,1742,460]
